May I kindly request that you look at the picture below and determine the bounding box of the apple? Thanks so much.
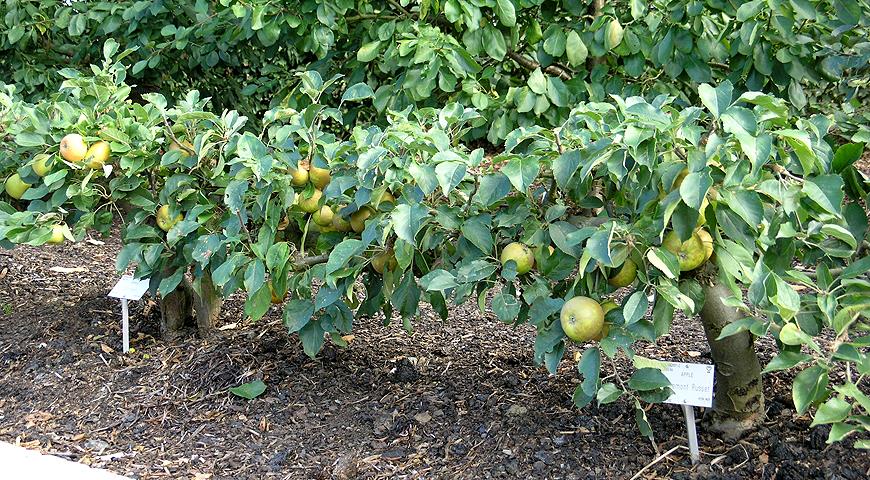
[312,205,334,226]
[299,189,323,213]
[696,228,714,261]
[309,165,331,190]
[372,249,398,274]
[83,141,111,169]
[47,224,67,245]
[60,134,88,162]
[607,258,637,287]
[32,154,52,177]
[560,296,605,342]
[4,174,30,199]
[350,206,374,233]
[331,209,353,232]
[290,166,309,186]
[375,190,395,207]
[169,139,194,156]
[662,231,707,271]
[156,205,183,232]
[500,242,535,275]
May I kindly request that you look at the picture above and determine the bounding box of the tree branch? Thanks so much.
[292,253,330,271]
[507,51,573,81]
[567,215,612,228]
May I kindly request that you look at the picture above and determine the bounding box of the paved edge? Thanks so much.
[0,442,130,479]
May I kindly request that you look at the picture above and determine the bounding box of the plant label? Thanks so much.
[660,361,715,408]
[108,275,149,301]
[108,275,149,354]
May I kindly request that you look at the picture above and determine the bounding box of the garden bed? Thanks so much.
[0,235,867,479]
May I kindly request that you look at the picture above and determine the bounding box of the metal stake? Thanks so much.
[682,404,699,465]
[121,298,130,353]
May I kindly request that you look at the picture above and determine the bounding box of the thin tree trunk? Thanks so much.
[589,0,606,68]
[191,273,221,338]
[159,278,193,340]
[699,279,765,440]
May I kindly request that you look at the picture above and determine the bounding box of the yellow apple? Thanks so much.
[60,134,88,162]
[47,224,67,245]
[4,174,30,199]
[309,165,331,190]
[350,206,374,233]
[312,205,334,226]
[290,166,309,187]
[156,205,183,232]
[560,296,605,342]
[299,189,323,213]
[83,141,111,169]
[500,242,535,275]
[371,249,398,274]
[32,154,52,177]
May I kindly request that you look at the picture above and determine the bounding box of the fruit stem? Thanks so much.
[300,215,311,257]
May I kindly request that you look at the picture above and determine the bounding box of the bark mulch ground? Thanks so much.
[0,234,868,479]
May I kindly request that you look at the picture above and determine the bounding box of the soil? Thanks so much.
[1,233,868,480]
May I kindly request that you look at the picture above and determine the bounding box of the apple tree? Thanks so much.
[2,42,869,447]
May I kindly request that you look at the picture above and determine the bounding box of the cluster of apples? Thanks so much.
[3,134,111,245]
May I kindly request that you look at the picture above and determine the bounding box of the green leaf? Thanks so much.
[299,319,325,358]
[528,68,548,95]
[737,0,764,21]
[341,83,375,102]
[647,248,679,279]
[461,215,494,254]
[357,41,381,62]
[391,203,429,247]
[543,29,566,57]
[566,31,588,66]
[832,143,864,173]
[553,150,581,189]
[810,396,851,426]
[763,351,813,373]
[578,347,601,397]
[830,423,862,445]
[283,299,315,333]
[501,156,540,192]
[628,368,671,391]
[803,175,844,214]
[622,291,648,325]
[596,383,622,404]
[229,380,266,400]
[717,317,767,340]
[244,284,272,321]
[652,296,674,338]
[323,239,363,278]
[492,292,521,323]
[434,161,466,195]
[792,365,829,415]
[698,81,733,118]
[495,0,516,27]
[634,399,654,440]
[419,269,457,291]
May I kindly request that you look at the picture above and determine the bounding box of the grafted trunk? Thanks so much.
[191,273,222,338]
[699,280,765,440]
[159,278,193,340]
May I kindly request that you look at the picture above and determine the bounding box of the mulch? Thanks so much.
[0,231,868,479]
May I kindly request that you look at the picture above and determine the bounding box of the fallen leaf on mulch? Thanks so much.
[49,266,89,273]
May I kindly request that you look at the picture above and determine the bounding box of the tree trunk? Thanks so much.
[699,279,765,440]
[159,278,193,340]
[191,273,221,338]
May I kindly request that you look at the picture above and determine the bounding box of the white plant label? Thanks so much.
[660,361,715,408]
[108,275,150,301]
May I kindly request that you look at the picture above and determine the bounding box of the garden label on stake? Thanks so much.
[108,276,150,353]
[661,361,715,465]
